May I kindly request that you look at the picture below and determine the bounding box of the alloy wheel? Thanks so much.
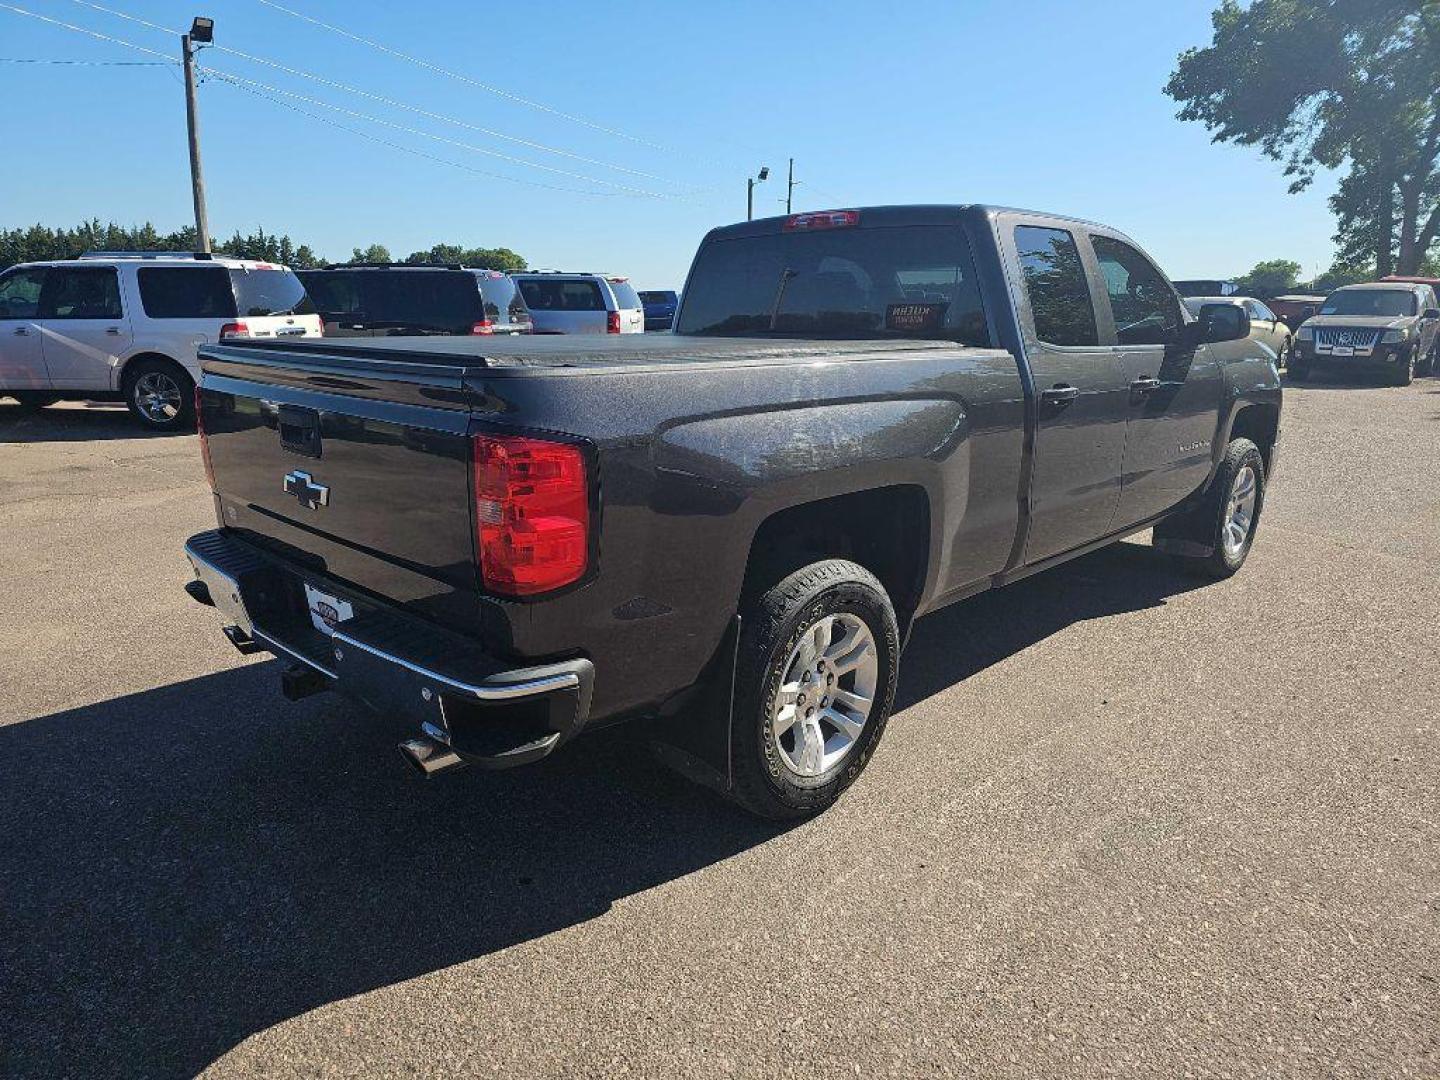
[1222,464,1258,558]
[770,613,878,778]
[133,371,182,423]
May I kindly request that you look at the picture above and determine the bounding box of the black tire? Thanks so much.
[122,357,194,431]
[1418,340,1437,377]
[1154,437,1265,580]
[729,559,900,820]
[1391,348,1415,386]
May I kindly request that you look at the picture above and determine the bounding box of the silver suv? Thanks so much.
[0,252,321,429]
[511,272,645,334]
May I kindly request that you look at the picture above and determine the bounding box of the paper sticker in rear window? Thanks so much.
[885,302,948,333]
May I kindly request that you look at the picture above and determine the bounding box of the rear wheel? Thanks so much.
[123,357,194,431]
[729,559,899,820]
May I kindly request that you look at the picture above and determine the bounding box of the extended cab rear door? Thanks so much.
[1083,231,1222,528]
[1004,218,1130,563]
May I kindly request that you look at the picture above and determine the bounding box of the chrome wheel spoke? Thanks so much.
[769,611,879,778]
[796,720,825,775]
[832,688,871,714]
[823,706,864,742]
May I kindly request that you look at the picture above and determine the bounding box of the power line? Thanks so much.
[211,73,642,199]
[0,3,175,61]
[66,0,702,189]
[201,66,692,199]
[0,55,174,65]
[251,0,684,158]
[0,2,704,201]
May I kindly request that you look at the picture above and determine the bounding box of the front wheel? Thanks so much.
[729,559,900,820]
[123,358,195,431]
[1418,340,1437,377]
[1154,437,1266,579]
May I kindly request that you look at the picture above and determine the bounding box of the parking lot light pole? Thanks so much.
[747,166,770,221]
[182,16,214,254]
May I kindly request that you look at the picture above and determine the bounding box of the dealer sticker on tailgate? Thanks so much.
[303,582,354,635]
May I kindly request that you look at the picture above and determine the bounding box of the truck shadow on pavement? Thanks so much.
[0,541,1204,1077]
[896,539,1205,711]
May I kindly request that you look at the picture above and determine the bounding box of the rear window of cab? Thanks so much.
[675,224,990,343]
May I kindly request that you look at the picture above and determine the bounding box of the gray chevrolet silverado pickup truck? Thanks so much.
[183,205,1281,819]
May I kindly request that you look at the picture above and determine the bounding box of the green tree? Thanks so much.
[1234,258,1301,298]
[1309,261,1372,293]
[403,243,526,271]
[1167,1,1440,276]
[349,243,392,263]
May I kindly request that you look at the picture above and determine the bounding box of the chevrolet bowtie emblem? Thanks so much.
[283,469,329,510]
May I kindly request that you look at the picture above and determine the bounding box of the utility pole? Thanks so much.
[181,17,214,253]
[785,158,797,214]
[747,166,770,221]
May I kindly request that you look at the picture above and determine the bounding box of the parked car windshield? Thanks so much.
[639,290,677,304]
[1320,289,1416,317]
[675,225,990,344]
[230,268,316,317]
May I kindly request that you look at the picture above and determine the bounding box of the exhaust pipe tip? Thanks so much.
[398,737,466,779]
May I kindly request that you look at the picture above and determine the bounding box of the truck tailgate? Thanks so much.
[198,344,480,632]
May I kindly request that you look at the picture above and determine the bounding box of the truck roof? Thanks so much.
[702,203,1111,242]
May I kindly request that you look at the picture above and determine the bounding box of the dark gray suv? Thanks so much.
[297,265,532,337]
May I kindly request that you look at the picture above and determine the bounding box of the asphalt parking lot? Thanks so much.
[2,378,1437,1079]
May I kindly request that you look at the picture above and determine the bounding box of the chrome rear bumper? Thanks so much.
[184,529,594,769]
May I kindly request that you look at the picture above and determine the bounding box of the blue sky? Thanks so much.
[0,0,1340,288]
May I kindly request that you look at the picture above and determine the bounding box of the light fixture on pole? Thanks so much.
[181,16,214,252]
[746,166,770,221]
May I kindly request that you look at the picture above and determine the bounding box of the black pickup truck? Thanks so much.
[183,205,1281,819]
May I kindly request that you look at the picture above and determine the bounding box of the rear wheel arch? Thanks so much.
[120,353,195,430]
[740,485,932,639]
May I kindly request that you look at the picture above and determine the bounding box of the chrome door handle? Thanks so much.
[13,326,30,336]
[1130,376,1161,394]
[1040,384,1079,404]
[105,326,122,335]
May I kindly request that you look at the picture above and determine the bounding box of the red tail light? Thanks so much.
[195,385,216,489]
[218,320,250,340]
[784,209,860,231]
[473,433,590,596]
[606,310,621,334]
[471,320,495,335]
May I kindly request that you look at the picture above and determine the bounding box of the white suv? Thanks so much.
[0,252,322,430]
[512,272,645,335]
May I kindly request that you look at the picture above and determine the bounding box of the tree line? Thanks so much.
[0,221,526,272]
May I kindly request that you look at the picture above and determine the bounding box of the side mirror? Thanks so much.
[1423,307,1440,320]
[1198,302,1250,343]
